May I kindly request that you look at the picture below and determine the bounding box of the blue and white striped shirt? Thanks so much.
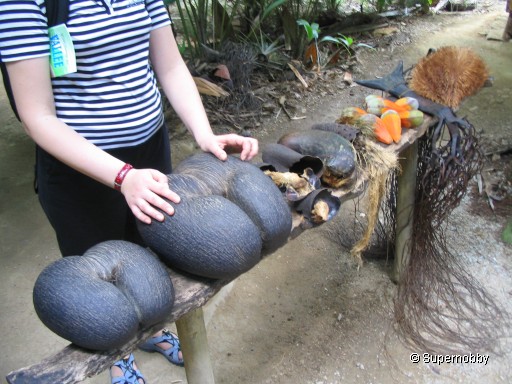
[0,0,171,149]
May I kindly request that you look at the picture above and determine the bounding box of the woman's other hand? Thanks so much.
[198,133,259,161]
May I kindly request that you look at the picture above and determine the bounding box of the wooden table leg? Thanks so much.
[175,307,215,384]
[392,141,418,284]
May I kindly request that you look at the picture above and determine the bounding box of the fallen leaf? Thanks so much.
[214,64,231,80]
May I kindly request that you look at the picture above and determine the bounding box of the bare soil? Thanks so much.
[0,2,511,384]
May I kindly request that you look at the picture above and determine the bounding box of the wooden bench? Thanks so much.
[6,117,431,384]
[6,269,226,384]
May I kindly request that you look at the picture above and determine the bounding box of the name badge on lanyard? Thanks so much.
[48,24,77,77]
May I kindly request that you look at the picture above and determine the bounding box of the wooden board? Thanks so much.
[6,270,227,384]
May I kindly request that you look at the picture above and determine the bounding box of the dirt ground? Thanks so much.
[1,2,511,384]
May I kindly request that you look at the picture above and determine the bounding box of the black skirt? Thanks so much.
[36,125,172,256]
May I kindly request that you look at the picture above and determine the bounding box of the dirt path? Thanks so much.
[0,3,510,384]
[201,5,512,384]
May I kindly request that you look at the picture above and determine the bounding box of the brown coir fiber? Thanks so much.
[409,46,489,109]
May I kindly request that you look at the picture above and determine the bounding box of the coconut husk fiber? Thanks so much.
[390,126,509,354]
[409,46,489,109]
[349,138,399,265]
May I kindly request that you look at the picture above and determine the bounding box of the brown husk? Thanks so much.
[349,138,399,265]
[409,46,489,109]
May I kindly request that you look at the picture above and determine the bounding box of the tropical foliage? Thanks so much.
[165,0,428,62]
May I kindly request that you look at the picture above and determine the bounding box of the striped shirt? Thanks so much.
[0,0,171,149]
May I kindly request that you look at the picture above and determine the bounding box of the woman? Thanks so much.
[0,0,258,382]
[504,0,512,41]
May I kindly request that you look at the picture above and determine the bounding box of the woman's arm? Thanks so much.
[148,25,258,161]
[7,57,178,224]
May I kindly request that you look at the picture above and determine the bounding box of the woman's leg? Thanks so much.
[110,354,145,384]
[504,0,512,41]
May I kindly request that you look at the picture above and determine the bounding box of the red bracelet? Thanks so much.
[113,163,133,191]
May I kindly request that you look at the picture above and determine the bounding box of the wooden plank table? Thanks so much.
[5,116,432,384]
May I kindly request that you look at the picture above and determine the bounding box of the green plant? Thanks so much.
[172,0,239,59]
[323,33,374,56]
[375,0,388,13]
[232,0,289,50]
[173,0,201,58]
[244,29,284,58]
[280,0,323,59]
[320,34,352,51]
[171,0,287,60]
[297,19,373,69]
[297,19,320,42]
[296,19,321,68]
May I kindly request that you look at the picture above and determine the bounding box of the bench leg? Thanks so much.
[176,307,215,384]
[392,141,418,283]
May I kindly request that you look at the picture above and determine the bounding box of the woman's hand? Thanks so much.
[120,168,180,224]
[198,133,259,161]
[119,133,257,224]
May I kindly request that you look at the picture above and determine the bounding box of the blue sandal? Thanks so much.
[139,329,184,367]
[110,353,146,384]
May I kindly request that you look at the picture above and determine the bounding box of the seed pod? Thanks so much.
[381,109,402,143]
